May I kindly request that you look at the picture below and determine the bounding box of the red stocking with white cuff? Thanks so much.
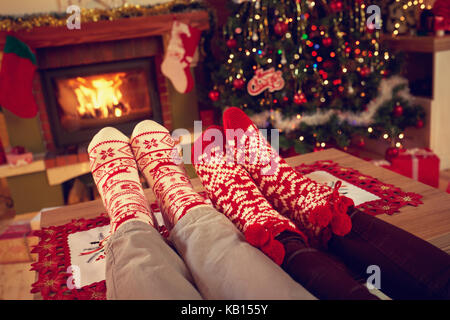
[192,125,307,265]
[222,107,354,247]
[161,21,201,94]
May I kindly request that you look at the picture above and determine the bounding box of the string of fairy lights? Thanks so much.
[391,0,432,36]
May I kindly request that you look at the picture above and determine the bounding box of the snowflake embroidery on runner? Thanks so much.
[99,148,115,160]
[144,138,159,149]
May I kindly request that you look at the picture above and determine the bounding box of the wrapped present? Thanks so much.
[390,148,440,188]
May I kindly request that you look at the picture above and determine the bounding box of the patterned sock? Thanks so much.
[130,120,209,229]
[222,107,353,245]
[88,127,155,234]
[192,125,307,265]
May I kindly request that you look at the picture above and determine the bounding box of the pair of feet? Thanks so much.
[192,107,354,252]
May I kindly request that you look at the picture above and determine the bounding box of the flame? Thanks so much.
[69,72,129,118]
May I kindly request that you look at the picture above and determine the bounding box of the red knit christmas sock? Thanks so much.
[130,120,209,229]
[222,107,353,245]
[192,125,307,265]
[88,127,155,234]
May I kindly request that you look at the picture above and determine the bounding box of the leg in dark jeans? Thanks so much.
[276,231,379,300]
[328,209,450,300]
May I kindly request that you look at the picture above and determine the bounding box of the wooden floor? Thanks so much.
[1,156,450,300]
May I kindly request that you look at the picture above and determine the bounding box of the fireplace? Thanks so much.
[41,58,162,148]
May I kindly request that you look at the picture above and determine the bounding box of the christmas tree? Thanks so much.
[206,0,425,154]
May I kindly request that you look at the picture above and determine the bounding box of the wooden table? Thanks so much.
[41,148,450,253]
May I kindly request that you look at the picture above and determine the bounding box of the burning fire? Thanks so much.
[69,72,129,119]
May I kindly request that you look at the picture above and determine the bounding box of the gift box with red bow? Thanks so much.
[390,148,440,188]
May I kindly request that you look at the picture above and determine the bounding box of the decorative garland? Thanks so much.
[250,75,413,133]
[0,0,206,32]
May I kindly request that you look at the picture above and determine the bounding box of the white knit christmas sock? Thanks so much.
[88,127,155,234]
[192,125,307,265]
[130,120,209,229]
[161,21,201,94]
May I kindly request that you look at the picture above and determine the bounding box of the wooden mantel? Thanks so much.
[0,10,210,49]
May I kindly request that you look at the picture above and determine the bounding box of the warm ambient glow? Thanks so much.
[70,72,129,119]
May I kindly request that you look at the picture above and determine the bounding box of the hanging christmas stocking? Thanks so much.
[192,125,307,265]
[130,120,210,229]
[0,34,38,118]
[161,21,201,94]
[88,127,155,236]
[222,107,354,247]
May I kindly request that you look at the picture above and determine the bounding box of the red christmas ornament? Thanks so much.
[385,147,400,161]
[393,104,403,117]
[226,38,237,49]
[330,0,344,13]
[359,66,371,77]
[233,78,245,90]
[293,92,307,105]
[416,119,424,128]
[208,90,220,102]
[322,37,332,47]
[366,24,375,33]
[274,21,289,36]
